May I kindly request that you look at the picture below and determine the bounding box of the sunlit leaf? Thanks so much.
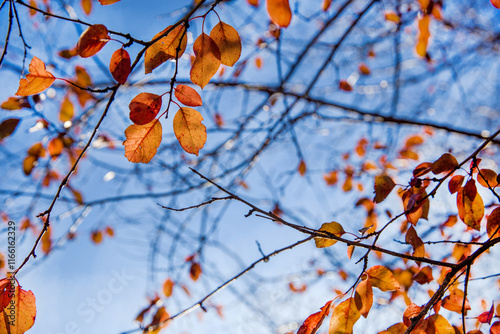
[123,119,163,163]
[190,33,221,89]
[430,153,458,174]
[298,160,307,176]
[0,118,20,140]
[110,48,131,84]
[384,10,400,23]
[175,84,202,107]
[59,95,74,122]
[210,22,242,67]
[457,186,484,230]
[477,303,494,324]
[373,175,396,203]
[0,284,36,334]
[145,25,187,74]
[267,0,292,28]
[173,107,207,156]
[491,321,500,334]
[1,97,31,110]
[144,306,169,334]
[492,0,500,8]
[297,300,332,334]
[190,262,202,281]
[442,289,470,313]
[448,175,465,194]
[428,314,454,334]
[487,207,500,238]
[477,169,498,188]
[314,221,345,248]
[16,57,56,96]
[99,0,121,4]
[355,279,373,318]
[366,265,400,292]
[91,230,103,244]
[163,279,174,298]
[328,298,360,334]
[403,303,422,327]
[81,0,92,15]
[378,323,407,334]
[77,24,110,58]
[129,93,162,125]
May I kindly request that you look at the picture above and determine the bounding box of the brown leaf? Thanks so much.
[123,119,163,163]
[413,266,433,284]
[77,24,110,58]
[16,57,56,96]
[297,300,332,334]
[175,84,202,107]
[190,33,221,89]
[405,226,425,260]
[210,22,242,67]
[145,25,187,74]
[189,262,202,281]
[129,93,162,125]
[110,48,131,84]
[298,160,307,176]
[373,175,396,203]
[0,118,20,140]
[430,153,458,174]
[91,230,103,244]
[339,80,353,92]
[403,303,422,327]
[173,107,207,156]
[267,0,292,28]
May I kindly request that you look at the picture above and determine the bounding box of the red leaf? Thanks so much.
[478,303,494,324]
[110,48,131,84]
[297,300,332,334]
[175,84,202,107]
[77,24,110,58]
[129,93,162,125]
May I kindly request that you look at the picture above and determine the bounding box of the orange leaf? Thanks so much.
[405,226,425,260]
[123,119,163,163]
[428,314,454,334]
[322,0,333,11]
[59,95,74,122]
[81,0,92,15]
[41,226,52,255]
[314,221,345,248]
[48,137,64,158]
[99,0,121,4]
[145,25,187,74]
[297,300,332,334]
[129,93,162,125]
[441,289,470,313]
[267,0,292,28]
[403,303,422,327]
[323,171,338,186]
[492,322,500,334]
[145,306,169,334]
[163,279,174,298]
[247,0,259,6]
[413,266,433,284]
[16,57,55,96]
[379,323,408,334]
[1,97,31,110]
[487,207,500,238]
[339,80,353,92]
[457,186,484,230]
[492,0,500,8]
[373,175,395,203]
[110,48,131,84]
[358,63,371,75]
[384,10,400,23]
[413,162,432,177]
[210,22,242,67]
[105,226,114,237]
[477,169,498,188]
[430,153,458,174]
[175,84,202,107]
[190,33,221,89]
[448,175,464,194]
[366,265,400,292]
[0,118,20,140]
[0,284,36,333]
[190,262,202,281]
[173,107,207,156]
[298,160,307,176]
[91,230,103,244]
[77,24,110,58]
[355,279,373,318]
[328,298,360,334]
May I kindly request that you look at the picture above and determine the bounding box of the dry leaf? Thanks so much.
[173,107,207,156]
[123,120,163,163]
[16,57,55,96]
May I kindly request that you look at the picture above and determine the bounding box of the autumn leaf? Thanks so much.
[0,284,36,333]
[210,22,242,67]
[430,153,458,174]
[298,160,307,176]
[99,0,121,4]
[144,306,169,334]
[1,97,31,110]
[173,107,207,156]
[378,323,408,334]
[358,63,371,75]
[48,137,64,157]
[492,0,500,8]
[477,169,498,188]
[428,314,454,334]
[0,118,20,140]
[373,175,396,203]
[355,279,373,318]
[323,170,338,186]
[329,298,360,334]
[145,25,187,74]
[175,84,202,107]
[448,175,464,194]
[492,322,500,334]
[405,226,425,260]
[77,24,110,58]
[487,207,500,238]
[413,266,433,284]
[41,225,52,255]
[129,93,162,125]
[81,0,92,15]
[59,95,74,122]
[110,48,131,84]
[190,33,221,89]
[477,303,494,324]
[314,221,345,248]
[441,288,470,313]
[339,80,353,92]
[248,0,259,6]
[457,185,484,230]
[297,300,332,334]
[190,262,202,281]
[384,10,400,23]
[91,230,103,244]
[366,265,400,292]
[163,279,174,298]
[16,57,55,96]
[267,0,292,28]
[123,119,163,163]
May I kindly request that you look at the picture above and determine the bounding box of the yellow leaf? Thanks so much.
[210,22,241,67]
[163,279,174,297]
[59,95,74,122]
[81,0,92,15]
[173,107,207,156]
[428,314,454,334]
[457,186,484,230]
[378,323,408,334]
[145,25,187,74]
[314,222,345,248]
[384,10,400,23]
[267,0,292,28]
[16,57,55,96]
[123,120,163,163]
[366,265,400,292]
[190,33,221,89]
[477,169,498,188]
[355,279,373,318]
[329,298,360,334]
[0,284,36,333]
[1,97,31,110]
